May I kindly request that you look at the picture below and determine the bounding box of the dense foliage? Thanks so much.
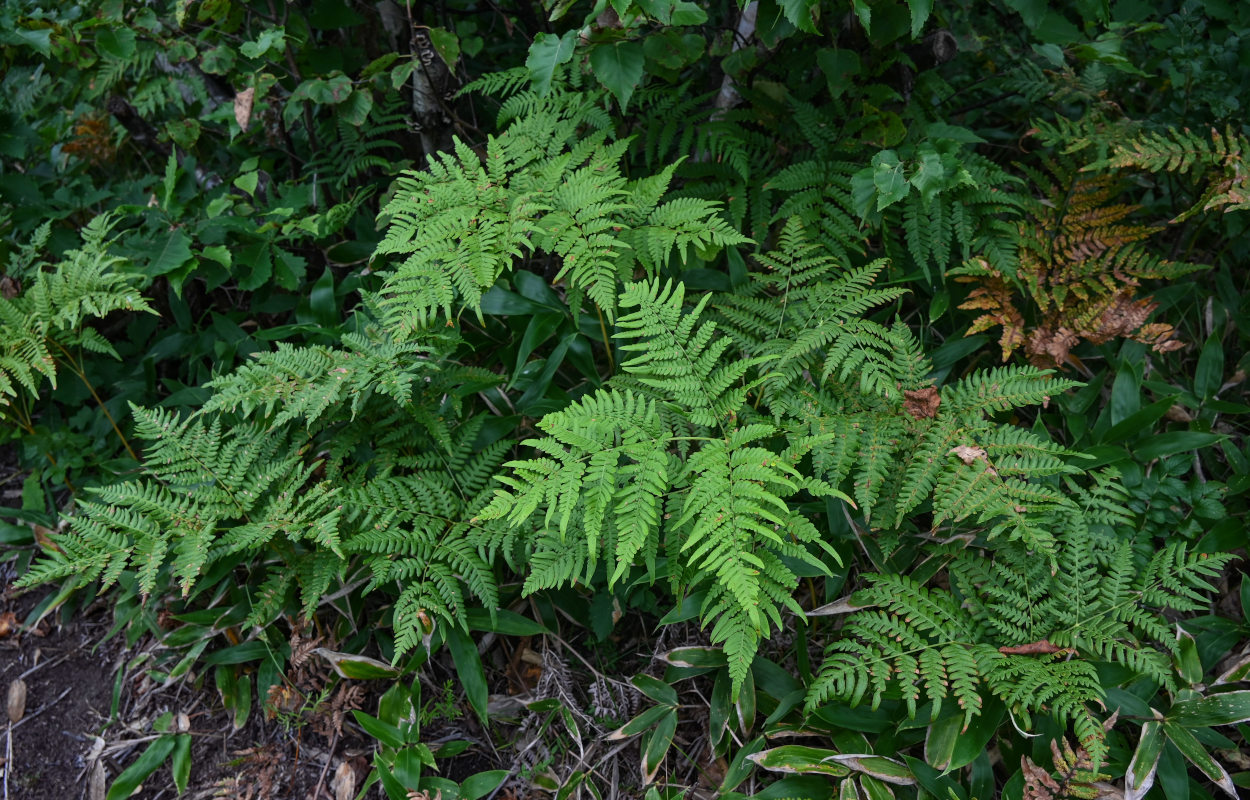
[3,1,1250,799]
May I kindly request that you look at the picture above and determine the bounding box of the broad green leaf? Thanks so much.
[632,674,679,707]
[146,230,194,278]
[0,27,52,56]
[1163,721,1239,798]
[1168,692,1250,728]
[777,0,820,33]
[658,646,727,669]
[167,116,201,149]
[871,151,910,210]
[816,49,861,99]
[240,27,286,59]
[465,607,550,636]
[924,713,959,770]
[908,0,933,37]
[444,627,489,726]
[313,648,399,680]
[526,31,577,96]
[909,149,947,204]
[353,710,405,749]
[339,87,373,126]
[461,770,509,800]
[748,745,852,777]
[97,28,137,60]
[1126,720,1164,800]
[106,736,176,800]
[824,754,915,785]
[590,40,646,110]
[860,775,897,800]
[1174,625,1203,687]
[171,734,192,794]
[641,710,677,783]
[670,2,708,25]
[1135,432,1224,461]
[1214,652,1250,686]
[736,665,756,735]
[607,704,673,740]
[427,27,460,69]
[1195,334,1224,400]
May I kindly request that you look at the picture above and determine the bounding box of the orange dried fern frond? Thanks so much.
[958,158,1203,368]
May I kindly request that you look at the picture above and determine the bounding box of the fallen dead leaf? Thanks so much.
[903,386,941,419]
[332,760,356,800]
[950,445,988,465]
[88,759,107,800]
[234,87,256,132]
[7,678,27,723]
[0,611,17,638]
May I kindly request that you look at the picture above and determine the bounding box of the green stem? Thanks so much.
[595,303,615,375]
[54,344,139,461]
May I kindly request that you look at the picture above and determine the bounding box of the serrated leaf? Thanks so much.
[590,40,645,110]
[777,0,820,33]
[526,30,577,96]
[908,0,933,37]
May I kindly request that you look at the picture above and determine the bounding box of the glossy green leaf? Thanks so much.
[859,775,896,800]
[353,710,406,749]
[825,754,915,785]
[1163,721,1239,798]
[1174,625,1204,687]
[641,710,677,783]
[1126,719,1165,800]
[1168,691,1250,728]
[747,745,853,777]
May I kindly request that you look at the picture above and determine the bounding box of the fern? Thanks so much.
[809,476,1235,765]
[0,214,154,415]
[374,99,747,330]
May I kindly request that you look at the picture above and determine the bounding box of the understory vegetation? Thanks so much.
[3,1,1250,798]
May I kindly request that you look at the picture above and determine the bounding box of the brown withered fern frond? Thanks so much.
[1022,717,1116,800]
[957,158,1204,368]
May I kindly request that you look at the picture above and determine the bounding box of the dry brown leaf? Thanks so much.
[234,87,255,132]
[7,678,27,723]
[332,761,357,800]
[0,275,19,300]
[0,611,17,639]
[950,445,987,465]
[88,759,107,800]
[903,386,941,419]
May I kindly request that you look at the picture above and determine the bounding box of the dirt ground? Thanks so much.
[0,582,361,800]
